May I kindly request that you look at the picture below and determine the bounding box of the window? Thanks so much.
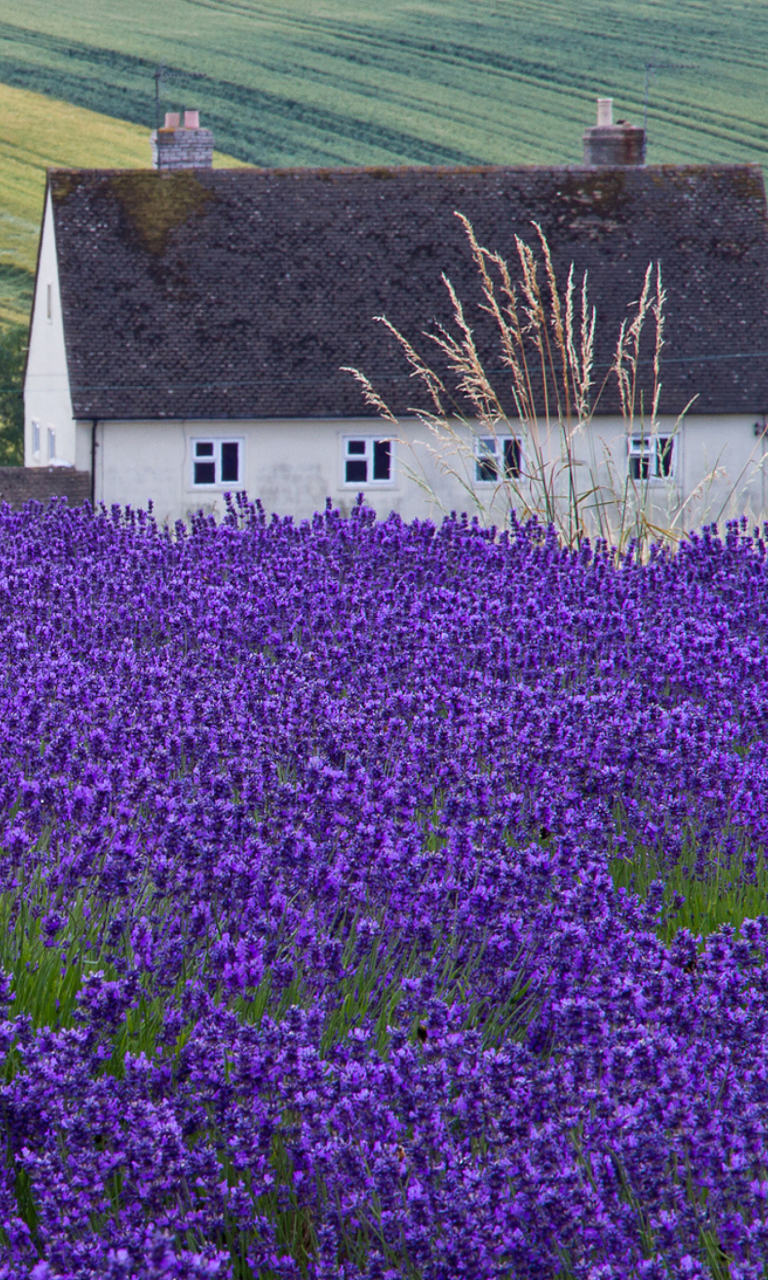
[47,427,56,462]
[192,439,242,487]
[32,420,40,460]
[475,436,522,483]
[628,435,675,482]
[46,284,53,322]
[343,437,393,485]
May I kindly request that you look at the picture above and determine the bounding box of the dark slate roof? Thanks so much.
[47,163,768,421]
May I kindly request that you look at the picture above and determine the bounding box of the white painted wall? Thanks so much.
[24,190,75,469]
[677,414,768,526]
[579,413,768,533]
[88,412,768,532]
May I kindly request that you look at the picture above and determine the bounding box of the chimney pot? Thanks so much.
[596,98,613,127]
[164,112,181,129]
[583,97,645,166]
[184,109,200,129]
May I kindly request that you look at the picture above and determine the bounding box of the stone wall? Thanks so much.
[0,467,91,510]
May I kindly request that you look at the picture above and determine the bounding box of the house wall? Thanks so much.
[24,190,75,469]
[88,413,768,532]
[586,413,768,531]
[677,414,768,525]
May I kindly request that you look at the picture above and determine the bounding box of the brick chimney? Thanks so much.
[151,110,214,170]
[582,98,645,166]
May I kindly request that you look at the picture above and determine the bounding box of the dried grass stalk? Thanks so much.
[344,215,764,554]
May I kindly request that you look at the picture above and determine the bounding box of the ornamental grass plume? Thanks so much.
[346,216,768,555]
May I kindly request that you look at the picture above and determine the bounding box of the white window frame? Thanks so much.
[31,420,40,460]
[628,434,675,483]
[341,436,394,487]
[191,437,244,488]
[47,426,56,463]
[474,435,523,484]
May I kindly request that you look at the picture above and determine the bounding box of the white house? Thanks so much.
[23,105,768,533]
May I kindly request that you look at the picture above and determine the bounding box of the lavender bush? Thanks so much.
[0,493,767,1278]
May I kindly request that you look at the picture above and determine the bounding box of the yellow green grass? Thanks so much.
[0,81,247,327]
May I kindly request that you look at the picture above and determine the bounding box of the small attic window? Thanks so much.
[46,284,53,322]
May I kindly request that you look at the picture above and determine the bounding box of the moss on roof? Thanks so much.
[106,172,216,256]
[51,170,216,255]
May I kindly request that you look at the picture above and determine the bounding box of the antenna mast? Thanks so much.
[154,62,165,131]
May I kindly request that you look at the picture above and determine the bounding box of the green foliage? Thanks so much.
[0,877,117,1040]
[609,804,768,944]
[0,324,25,465]
[0,269,33,333]
[1,818,764,1278]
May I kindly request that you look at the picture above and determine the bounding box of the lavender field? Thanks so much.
[1,494,768,1279]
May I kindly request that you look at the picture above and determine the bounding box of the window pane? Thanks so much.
[657,437,673,477]
[194,461,216,484]
[504,438,521,478]
[195,441,214,457]
[476,440,498,482]
[373,439,391,480]
[221,442,239,482]
[476,459,498,482]
[629,455,649,481]
[346,459,367,483]
[347,440,366,455]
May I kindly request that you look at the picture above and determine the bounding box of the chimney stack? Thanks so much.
[583,98,645,166]
[151,110,214,171]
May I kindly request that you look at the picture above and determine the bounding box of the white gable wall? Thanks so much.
[24,190,76,469]
[88,412,768,533]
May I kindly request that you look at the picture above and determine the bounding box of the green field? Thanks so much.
[0,0,764,173]
[0,0,765,328]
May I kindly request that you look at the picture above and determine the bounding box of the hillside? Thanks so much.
[1,1,766,328]
[0,0,764,175]
[0,82,245,327]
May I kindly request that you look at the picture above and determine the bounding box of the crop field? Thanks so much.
[0,496,767,1275]
[0,0,765,175]
[0,1,765,328]
[0,82,245,327]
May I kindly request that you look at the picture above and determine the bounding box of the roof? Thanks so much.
[46,163,768,421]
